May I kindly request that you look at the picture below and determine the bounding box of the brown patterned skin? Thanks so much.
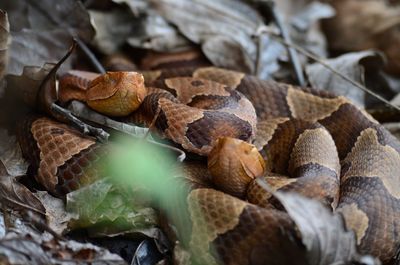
[125,76,258,156]
[140,67,400,264]
[19,67,400,264]
[16,116,106,197]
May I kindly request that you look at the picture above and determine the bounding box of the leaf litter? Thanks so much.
[0,0,400,264]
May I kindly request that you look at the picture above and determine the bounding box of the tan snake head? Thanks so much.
[207,137,266,198]
[59,71,147,117]
[86,72,147,117]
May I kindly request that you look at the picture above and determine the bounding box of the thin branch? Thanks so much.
[67,101,186,162]
[255,33,263,77]
[259,29,400,112]
[260,1,305,86]
[51,103,110,142]
[74,37,106,74]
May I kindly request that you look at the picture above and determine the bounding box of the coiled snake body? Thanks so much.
[17,67,400,264]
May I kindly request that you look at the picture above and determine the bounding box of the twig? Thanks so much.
[255,33,263,77]
[258,1,305,86]
[259,29,400,113]
[51,103,110,142]
[74,37,106,74]
[67,101,186,162]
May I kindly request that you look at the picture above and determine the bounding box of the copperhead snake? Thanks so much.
[16,67,400,264]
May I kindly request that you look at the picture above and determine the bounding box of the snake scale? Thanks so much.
[16,67,400,264]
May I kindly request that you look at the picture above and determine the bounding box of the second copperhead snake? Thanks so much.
[16,66,400,264]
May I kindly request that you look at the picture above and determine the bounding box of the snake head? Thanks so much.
[86,71,147,117]
[207,137,265,198]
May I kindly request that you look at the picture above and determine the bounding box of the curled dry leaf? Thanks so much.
[305,50,390,107]
[0,232,126,265]
[270,188,380,265]
[0,176,45,219]
[0,0,94,75]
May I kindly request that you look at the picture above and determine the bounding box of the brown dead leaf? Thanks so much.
[0,232,126,264]
[0,129,28,177]
[35,191,75,235]
[149,0,284,78]
[91,4,191,54]
[7,29,73,76]
[6,63,54,109]
[0,0,94,75]
[270,188,380,265]
[90,8,137,55]
[305,50,390,107]
[289,1,335,58]
[0,0,93,40]
[0,173,45,221]
[323,0,400,75]
[126,14,192,53]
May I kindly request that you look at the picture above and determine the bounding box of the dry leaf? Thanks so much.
[323,0,400,75]
[272,190,380,265]
[150,0,284,78]
[7,29,74,76]
[112,0,192,52]
[0,232,126,265]
[127,14,192,52]
[35,191,75,235]
[90,8,137,55]
[0,129,28,176]
[0,0,94,75]
[6,63,54,109]
[0,173,45,219]
[112,0,150,16]
[305,50,390,107]
[290,1,335,58]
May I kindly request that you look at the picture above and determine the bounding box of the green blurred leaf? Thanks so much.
[66,179,158,235]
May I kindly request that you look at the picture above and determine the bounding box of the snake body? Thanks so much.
[17,67,400,264]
